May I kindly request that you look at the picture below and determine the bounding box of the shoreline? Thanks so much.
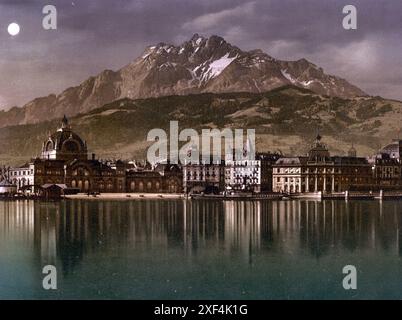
[65,193,187,200]
[62,191,402,201]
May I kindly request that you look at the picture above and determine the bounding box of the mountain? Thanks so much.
[0,34,366,128]
[1,86,400,166]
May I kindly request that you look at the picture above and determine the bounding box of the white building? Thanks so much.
[272,157,306,193]
[225,159,261,193]
[9,164,35,191]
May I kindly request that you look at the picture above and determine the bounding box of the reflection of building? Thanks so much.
[3,199,402,279]
[9,116,183,194]
[273,135,373,193]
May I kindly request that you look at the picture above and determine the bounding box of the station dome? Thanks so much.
[41,115,88,161]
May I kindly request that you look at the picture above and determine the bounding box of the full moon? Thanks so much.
[7,23,20,36]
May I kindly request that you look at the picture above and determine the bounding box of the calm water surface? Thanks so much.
[1,199,402,299]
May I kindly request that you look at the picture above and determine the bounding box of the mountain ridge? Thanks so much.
[1,86,401,166]
[0,34,367,128]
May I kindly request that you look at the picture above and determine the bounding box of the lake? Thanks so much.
[1,199,402,299]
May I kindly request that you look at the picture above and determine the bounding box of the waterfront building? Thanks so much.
[41,115,88,161]
[368,140,402,189]
[127,162,182,193]
[225,153,280,193]
[273,135,373,193]
[183,158,225,194]
[272,157,307,193]
[5,116,402,196]
[9,163,35,191]
[9,116,183,194]
[370,154,401,188]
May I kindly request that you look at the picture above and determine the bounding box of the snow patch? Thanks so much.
[301,80,315,86]
[281,69,318,87]
[281,69,297,84]
[201,53,238,82]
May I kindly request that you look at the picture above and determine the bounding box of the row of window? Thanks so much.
[274,168,368,174]
[275,177,371,184]
[11,170,33,176]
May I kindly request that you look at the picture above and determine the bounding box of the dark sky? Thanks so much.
[1,0,401,109]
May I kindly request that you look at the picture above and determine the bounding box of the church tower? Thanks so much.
[308,134,330,162]
[348,144,357,157]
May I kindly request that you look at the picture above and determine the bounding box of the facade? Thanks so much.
[183,159,225,194]
[225,159,262,193]
[273,135,373,194]
[272,157,307,193]
[127,163,182,193]
[9,163,35,191]
[225,153,280,193]
[368,140,402,189]
[4,116,402,196]
[370,155,402,188]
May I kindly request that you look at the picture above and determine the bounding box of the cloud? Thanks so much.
[182,2,256,32]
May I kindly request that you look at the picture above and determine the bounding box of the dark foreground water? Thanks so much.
[1,199,402,300]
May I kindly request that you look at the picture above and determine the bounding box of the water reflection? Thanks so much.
[1,199,402,276]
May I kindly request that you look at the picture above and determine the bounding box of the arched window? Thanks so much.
[45,141,54,151]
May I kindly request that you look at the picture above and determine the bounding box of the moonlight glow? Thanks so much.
[7,23,20,36]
